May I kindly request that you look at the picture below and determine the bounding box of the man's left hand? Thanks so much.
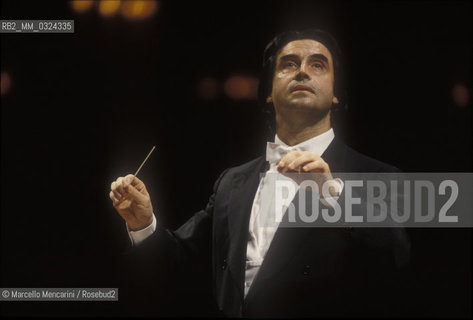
[277,150,340,197]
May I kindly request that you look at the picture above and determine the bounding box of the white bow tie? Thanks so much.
[266,142,306,165]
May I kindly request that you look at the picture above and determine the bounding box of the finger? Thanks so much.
[124,174,137,186]
[112,190,123,201]
[278,151,302,172]
[116,177,126,195]
[321,179,342,197]
[288,153,320,171]
[111,181,123,197]
[123,183,148,205]
[109,191,120,204]
[302,159,328,172]
[124,174,148,195]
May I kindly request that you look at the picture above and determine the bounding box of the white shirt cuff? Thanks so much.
[126,214,157,247]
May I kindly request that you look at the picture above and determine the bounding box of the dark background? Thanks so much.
[1,0,471,317]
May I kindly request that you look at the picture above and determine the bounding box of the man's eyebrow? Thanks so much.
[278,53,329,64]
[309,53,329,64]
[279,54,300,62]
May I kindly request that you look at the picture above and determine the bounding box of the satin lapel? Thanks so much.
[322,136,347,173]
[226,156,267,299]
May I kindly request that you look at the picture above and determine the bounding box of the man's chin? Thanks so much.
[287,101,329,113]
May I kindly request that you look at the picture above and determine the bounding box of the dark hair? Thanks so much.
[258,29,347,132]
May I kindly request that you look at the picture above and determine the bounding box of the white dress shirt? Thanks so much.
[127,128,342,297]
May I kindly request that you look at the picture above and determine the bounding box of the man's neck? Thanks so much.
[275,113,331,146]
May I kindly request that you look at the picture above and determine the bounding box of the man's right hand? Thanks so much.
[110,174,154,231]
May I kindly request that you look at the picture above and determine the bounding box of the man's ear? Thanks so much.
[332,96,339,104]
[266,96,273,103]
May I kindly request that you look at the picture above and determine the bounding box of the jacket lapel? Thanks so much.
[320,136,347,173]
[226,156,267,299]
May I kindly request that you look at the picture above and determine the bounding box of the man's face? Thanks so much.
[269,39,338,116]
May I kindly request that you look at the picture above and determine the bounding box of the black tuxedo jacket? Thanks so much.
[127,136,411,317]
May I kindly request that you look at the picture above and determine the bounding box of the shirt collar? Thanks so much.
[273,128,335,157]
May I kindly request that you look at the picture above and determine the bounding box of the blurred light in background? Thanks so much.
[98,0,121,17]
[1,72,12,96]
[121,0,158,20]
[197,77,219,101]
[71,0,158,20]
[452,82,470,109]
[70,0,95,12]
[224,75,259,100]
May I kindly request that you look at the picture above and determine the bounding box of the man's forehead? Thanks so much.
[277,39,332,60]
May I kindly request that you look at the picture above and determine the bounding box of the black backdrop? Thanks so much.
[1,0,471,317]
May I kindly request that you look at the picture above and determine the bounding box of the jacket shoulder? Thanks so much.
[211,156,265,193]
[325,136,401,173]
[344,144,401,173]
[225,156,266,176]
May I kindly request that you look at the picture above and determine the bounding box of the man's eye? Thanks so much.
[283,62,297,68]
[312,63,323,69]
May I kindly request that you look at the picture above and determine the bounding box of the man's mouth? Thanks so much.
[290,84,315,94]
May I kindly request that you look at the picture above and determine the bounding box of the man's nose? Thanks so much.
[295,63,310,81]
